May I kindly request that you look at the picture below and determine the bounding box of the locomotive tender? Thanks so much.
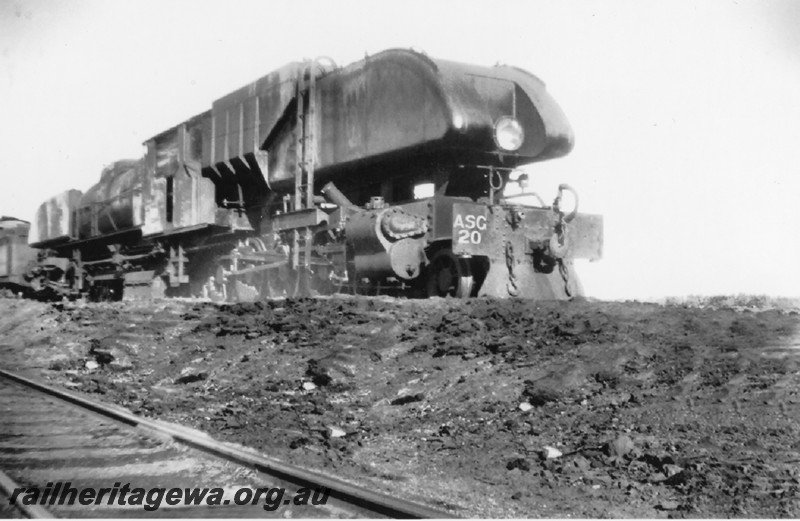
[26,49,603,301]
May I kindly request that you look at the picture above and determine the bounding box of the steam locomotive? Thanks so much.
[22,49,603,301]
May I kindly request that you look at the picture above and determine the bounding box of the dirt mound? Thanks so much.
[1,296,798,517]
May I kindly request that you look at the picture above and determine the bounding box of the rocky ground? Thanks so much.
[0,295,799,518]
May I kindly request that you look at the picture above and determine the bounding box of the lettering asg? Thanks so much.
[453,213,487,245]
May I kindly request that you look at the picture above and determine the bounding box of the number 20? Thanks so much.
[457,230,482,244]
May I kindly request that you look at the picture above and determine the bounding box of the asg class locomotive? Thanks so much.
[23,49,603,301]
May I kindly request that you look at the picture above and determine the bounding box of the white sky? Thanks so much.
[1,0,799,299]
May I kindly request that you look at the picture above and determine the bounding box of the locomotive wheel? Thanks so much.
[265,265,297,298]
[425,250,474,298]
[203,263,229,302]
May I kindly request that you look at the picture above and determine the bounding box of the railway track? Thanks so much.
[0,369,453,518]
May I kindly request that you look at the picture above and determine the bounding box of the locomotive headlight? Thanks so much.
[493,116,524,152]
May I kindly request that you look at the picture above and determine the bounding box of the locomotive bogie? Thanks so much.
[339,194,603,298]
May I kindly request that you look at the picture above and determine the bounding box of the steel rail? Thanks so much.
[0,369,454,519]
[0,468,53,518]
